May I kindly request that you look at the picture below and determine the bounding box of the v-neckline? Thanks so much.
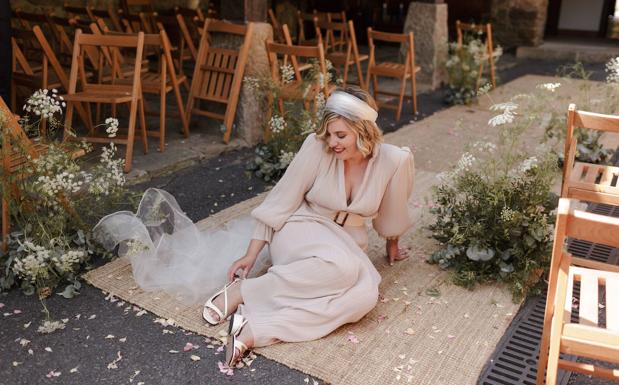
[337,147,378,209]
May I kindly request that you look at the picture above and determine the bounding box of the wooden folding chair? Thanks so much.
[324,11,348,52]
[456,20,496,89]
[64,3,123,32]
[265,38,332,141]
[367,28,419,120]
[0,97,85,251]
[268,8,285,43]
[62,30,147,173]
[185,20,254,144]
[102,28,189,152]
[536,198,619,384]
[562,104,619,205]
[297,10,323,45]
[314,19,367,89]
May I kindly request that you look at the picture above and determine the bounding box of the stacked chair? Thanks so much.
[536,105,619,384]
[455,20,497,89]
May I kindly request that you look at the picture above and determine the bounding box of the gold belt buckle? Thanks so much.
[334,211,349,226]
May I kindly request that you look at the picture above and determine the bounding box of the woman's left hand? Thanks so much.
[386,238,409,266]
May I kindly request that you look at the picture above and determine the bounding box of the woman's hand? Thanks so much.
[227,254,257,282]
[386,238,409,266]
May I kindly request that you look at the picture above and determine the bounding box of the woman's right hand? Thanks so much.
[227,254,257,282]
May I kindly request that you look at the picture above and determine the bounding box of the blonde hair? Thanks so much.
[315,86,383,157]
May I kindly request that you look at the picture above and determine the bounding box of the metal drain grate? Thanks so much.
[477,203,619,385]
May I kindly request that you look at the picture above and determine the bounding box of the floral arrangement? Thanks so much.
[429,89,559,301]
[244,59,338,182]
[444,34,502,105]
[0,89,136,299]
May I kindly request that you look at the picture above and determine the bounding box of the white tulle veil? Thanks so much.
[93,188,270,304]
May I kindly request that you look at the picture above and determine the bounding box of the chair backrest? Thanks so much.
[265,39,327,91]
[367,28,415,68]
[187,19,254,143]
[67,29,144,95]
[173,12,201,61]
[553,198,619,263]
[455,20,492,48]
[314,19,347,53]
[31,25,72,91]
[297,10,323,44]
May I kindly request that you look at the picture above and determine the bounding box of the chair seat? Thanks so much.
[114,72,186,93]
[567,162,619,205]
[370,62,421,78]
[63,89,135,104]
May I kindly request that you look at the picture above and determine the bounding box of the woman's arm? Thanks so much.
[227,239,267,281]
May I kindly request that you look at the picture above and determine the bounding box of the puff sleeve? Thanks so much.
[372,148,415,239]
[250,134,324,243]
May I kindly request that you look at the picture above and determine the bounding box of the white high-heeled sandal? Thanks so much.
[226,308,249,367]
[202,278,240,325]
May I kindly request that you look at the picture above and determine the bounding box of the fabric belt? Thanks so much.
[333,211,366,227]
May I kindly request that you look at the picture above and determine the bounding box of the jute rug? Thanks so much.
[85,75,596,384]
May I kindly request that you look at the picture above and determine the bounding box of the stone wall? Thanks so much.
[11,0,206,13]
[491,0,549,47]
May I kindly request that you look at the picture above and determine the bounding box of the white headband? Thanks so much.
[324,91,378,122]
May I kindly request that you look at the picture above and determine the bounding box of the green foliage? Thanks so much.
[444,35,502,106]
[0,95,138,298]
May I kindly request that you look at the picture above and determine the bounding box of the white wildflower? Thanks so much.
[280,64,295,84]
[269,115,286,134]
[51,250,85,274]
[23,89,65,119]
[105,117,119,138]
[454,152,475,174]
[536,82,561,92]
[472,141,497,153]
[605,57,619,84]
[488,102,518,127]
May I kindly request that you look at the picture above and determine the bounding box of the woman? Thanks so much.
[203,86,415,367]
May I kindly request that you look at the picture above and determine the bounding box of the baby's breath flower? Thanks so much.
[23,89,65,119]
[605,57,619,84]
[105,117,119,138]
[269,115,287,134]
[536,82,561,92]
[280,64,295,84]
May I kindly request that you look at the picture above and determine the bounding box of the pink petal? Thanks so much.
[347,333,360,344]
[377,315,387,323]
[13,309,22,314]
[0,303,4,309]
[216,346,224,353]
[183,342,194,352]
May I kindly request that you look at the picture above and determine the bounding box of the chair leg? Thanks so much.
[173,81,189,138]
[410,70,417,115]
[355,59,365,90]
[371,73,379,104]
[489,56,496,89]
[2,194,9,253]
[63,102,75,141]
[138,94,148,155]
[159,90,166,152]
[396,75,406,121]
[342,62,350,87]
[124,99,139,173]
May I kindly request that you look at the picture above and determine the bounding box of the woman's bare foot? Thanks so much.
[386,239,410,266]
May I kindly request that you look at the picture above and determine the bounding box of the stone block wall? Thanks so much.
[491,0,549,47]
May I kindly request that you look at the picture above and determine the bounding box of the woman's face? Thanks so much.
[326,118,362,161]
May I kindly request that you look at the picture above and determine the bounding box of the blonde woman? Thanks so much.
[203,86,415,366]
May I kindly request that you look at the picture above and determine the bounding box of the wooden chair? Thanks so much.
[562,104,619,205]
[185,20,254,144]
[0,97,85,251]
[314,19,367,89]
[367,28,419,121]
[64,4,124,32]
[101,27,190,152]
[535,198,619,384]
[265,39,332,141]
[62,30,148,173]
[455,20,496,89]
[297,10,323,45]
[268,8,285,43]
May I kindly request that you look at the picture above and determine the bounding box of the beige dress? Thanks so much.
[241,133,415,347]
